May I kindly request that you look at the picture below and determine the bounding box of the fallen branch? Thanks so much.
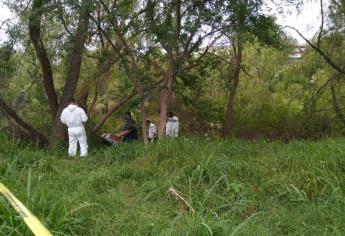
[167,186,195,214]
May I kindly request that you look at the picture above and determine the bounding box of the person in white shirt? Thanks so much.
[60,98,88,157]
[166,112,179,137]
[146,119,157,143]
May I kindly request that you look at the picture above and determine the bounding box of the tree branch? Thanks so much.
[283,25,345,75]
[0,96,48,145]
[92,79,164,133]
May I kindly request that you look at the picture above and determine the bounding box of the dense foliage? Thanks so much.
[0,0,344,143]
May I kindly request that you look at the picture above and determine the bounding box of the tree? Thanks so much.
[218,0,281,136]
[145,0,220,139]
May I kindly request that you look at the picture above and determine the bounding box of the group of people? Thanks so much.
[60,98,179,157]
[101,111,179,145]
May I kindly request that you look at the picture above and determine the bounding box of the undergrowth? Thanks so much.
[0,134,344,235]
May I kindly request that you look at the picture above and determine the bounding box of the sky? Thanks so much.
[0,1,13,43]
[0,0,329,45]
[263,0,329,44]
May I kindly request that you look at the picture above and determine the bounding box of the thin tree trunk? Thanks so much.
[87,89,98,117]
[158,48,174,139]
[138,83,149,144]
[78,89,89,111]
[29,0,59,119]
[81,50,119,117]
[331,82,345,127]
[129,56,149,144]
[52,0,91,143]
[0,96,48,145]
[223,42,242,137]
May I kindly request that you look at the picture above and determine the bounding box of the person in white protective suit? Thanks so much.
[60,98,88,157]
[166,112,179,137]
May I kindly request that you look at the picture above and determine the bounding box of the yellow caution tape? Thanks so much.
[0,182,53,236]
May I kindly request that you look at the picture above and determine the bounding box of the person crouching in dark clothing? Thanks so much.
[121,112,138,142]
[101,112,138,145]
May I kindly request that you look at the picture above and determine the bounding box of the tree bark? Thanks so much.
[52,0,91,143]
[29,0,59,120]
[139,88,149,145]
[87,89,98,117]
[330,82,345,127]
[77,89,89,111]
[158,48,174,139]
[223,42,242,137]
[0,96,49,145]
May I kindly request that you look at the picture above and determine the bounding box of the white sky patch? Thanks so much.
[263,0,330,44]
[0,2,14,43]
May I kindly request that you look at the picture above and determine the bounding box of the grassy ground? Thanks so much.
[0,134,345,235]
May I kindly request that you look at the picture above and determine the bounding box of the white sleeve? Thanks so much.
[60,109,67,124]
[79,108,88,123]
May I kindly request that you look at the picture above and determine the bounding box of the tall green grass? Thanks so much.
[0,134,344,235]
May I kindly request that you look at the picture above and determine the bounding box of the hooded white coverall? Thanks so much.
[60,104,88,157]
[166,116,179,137]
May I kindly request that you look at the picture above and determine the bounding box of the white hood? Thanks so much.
[60,105,88,128]
[66,104,78,112]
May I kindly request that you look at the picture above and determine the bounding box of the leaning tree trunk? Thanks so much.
[0,96,49,145]
[158,48,174,139]
[223,42,242,137]
[29,0,59,120]
[52,0,91,144]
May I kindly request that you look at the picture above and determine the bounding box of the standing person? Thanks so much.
[146,119,157,143]
[60,98,88,157]
[166,112,179,137]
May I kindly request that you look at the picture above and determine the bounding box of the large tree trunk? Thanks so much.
[0,96,48,145]
[52,0,91,143]
[29,0,59,120]
[223,42,242,137]
[158,48,174,139]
